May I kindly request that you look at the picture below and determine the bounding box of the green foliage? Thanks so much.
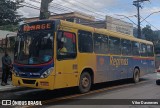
[0,0,23,31]
[142,25,160,54]
[155,44,160,54]
[142,25,158,42]
[0,24,19,32]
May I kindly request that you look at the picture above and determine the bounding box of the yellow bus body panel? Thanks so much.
[53,25,79,89]
[12,74,55,90]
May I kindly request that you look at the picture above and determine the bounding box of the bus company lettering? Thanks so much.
[110,56,128,67]
[23,23,51,31]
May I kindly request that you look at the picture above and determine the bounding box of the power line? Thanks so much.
[115,14,137,26]
[29,0,104,20]
[140,16,159,30]
[61,0,105,19]
[57,0,136,24]
[20,4,40,10]
[20,2,57,15]
[62,0,106,17]
[31,0,99,17]
[24,1,40,9]
[30,0,136,26]
[73,0,113,18]
[133,0,150,38]
[24,0,136,29]
[141,10,160,23]
[29,0,73,14]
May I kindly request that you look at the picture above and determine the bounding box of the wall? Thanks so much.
[106,16,133,35]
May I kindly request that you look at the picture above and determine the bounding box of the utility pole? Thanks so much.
[133,0,149,39]
[40,0,53,20]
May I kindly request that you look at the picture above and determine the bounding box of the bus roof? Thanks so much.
[22,20,153,45]
[60,20,153,45]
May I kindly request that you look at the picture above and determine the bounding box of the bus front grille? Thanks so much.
[22,79,36,84]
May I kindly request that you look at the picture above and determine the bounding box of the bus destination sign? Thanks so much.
[22,23,52,32]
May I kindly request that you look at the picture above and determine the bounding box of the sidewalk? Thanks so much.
[0,79,24,92]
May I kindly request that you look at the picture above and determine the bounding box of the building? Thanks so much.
[24,12,134,35]
[83,16,134,36]
[0,30,16,48]
[105,16,133,35]
[24,12,95,24]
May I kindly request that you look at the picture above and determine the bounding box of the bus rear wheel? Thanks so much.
[79,72,91,93]
[132,68,140,83]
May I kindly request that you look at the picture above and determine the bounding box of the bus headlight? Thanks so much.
[40,67,54,78]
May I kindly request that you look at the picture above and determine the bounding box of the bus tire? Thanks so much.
[78,72,91,93]
[132,68,140,83]
[156,80,160,85]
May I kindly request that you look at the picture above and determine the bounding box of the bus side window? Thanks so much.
[109,36,121,55]
[132,41,140,56]
[140,43,147,57]
[57,31,76,60]
[121,39,131,56]
[78,30,93,53]
[93,33,108,54]
[147,45,154,57]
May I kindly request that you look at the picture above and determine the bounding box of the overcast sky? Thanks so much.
[17,0,160,30]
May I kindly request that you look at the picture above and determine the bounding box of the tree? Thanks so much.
[142,25,153,41]
[142,25,160,54]
[142,25,158,42]
[0,0,23,31]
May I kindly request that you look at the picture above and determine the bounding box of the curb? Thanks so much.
[0,86,25,92]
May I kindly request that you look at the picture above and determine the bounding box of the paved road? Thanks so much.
[0,73,159,108]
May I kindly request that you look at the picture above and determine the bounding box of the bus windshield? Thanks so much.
[14,30,54,65]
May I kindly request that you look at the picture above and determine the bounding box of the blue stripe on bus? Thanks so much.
[13,63,54,78]
[96,56,154,82]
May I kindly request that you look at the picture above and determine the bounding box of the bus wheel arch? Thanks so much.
[132,67,140,83]
[78,68,94,93]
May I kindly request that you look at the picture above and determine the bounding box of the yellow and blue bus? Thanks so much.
[12,20,155,93]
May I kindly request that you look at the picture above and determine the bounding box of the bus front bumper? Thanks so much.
[12,75,55,90]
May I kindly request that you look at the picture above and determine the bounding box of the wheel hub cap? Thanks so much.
[82,77,89,88]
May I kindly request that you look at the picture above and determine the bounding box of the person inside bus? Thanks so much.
[58,41,67,55]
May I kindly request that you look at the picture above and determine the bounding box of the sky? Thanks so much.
[17,0,160,30]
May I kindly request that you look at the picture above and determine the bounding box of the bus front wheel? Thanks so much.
[132,68,140,83]
[78,72,91,93]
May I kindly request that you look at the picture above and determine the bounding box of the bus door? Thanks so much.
[54,30,78,89]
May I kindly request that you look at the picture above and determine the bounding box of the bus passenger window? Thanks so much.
[109,37,121,55]
[94,33,108,54]
[132,41,140,56]
[78,30,93,53]
[57,31,76,60]
[121,39,131,55]
[147,45,154,57]
[140,43,147,57]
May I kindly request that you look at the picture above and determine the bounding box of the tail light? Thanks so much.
[157,69,160,73]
